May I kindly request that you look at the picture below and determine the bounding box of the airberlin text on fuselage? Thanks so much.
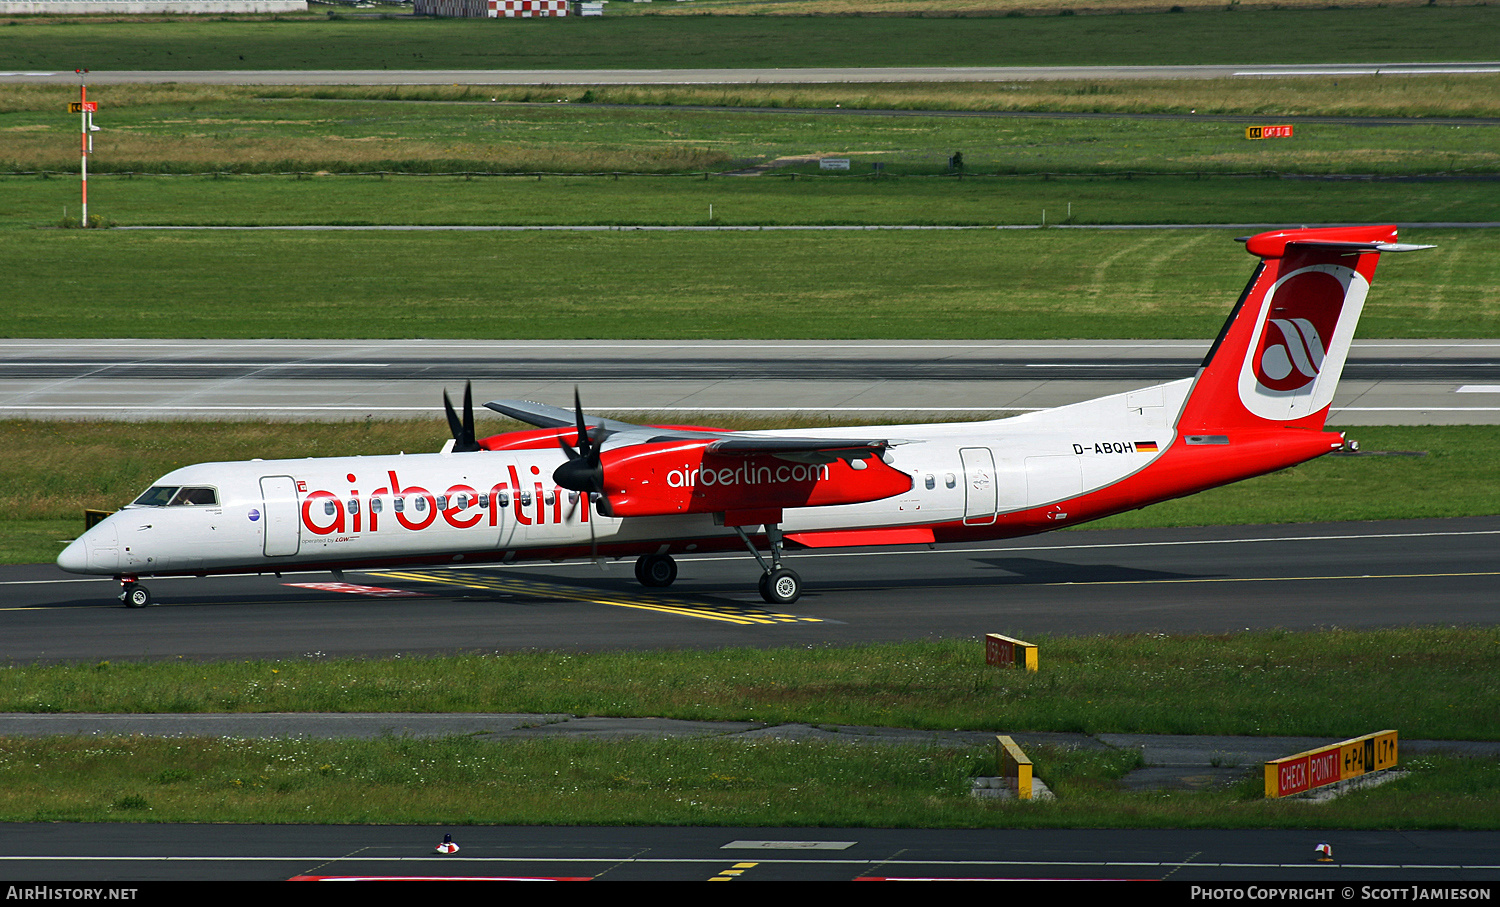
[296,462,837,536]
[667,461,831,488]
[298,466,571,536]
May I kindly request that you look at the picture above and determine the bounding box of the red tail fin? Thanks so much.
[1177,225,1428,433]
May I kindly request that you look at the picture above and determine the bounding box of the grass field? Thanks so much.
[0,734,1012,827]
[4,6,1499,69]
[8,83,1500,176]
[7,632,1496,740]
[0,631,1495,827]
[3,729,1493,828]
[14,74,1500,119]
[16,173,1500,227]
[630,0,1481,14]
[3,227,1493,339]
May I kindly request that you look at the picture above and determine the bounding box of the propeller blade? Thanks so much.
[573,388,591,457]
[552,387,605,494]
[443,381,481,453]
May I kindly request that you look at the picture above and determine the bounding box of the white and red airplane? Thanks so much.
[58,224,1429,608]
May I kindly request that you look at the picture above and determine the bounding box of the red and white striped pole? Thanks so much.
[79,81,88,225]
[74,69,96,227]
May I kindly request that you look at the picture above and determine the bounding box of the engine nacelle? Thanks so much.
[598,441,911,518]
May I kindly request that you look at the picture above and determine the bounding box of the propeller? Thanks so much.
[443,381,481,453]
[552,388,606,495]
[554,390,612,563]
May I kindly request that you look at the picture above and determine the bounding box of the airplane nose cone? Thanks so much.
[57,521,118,574]
[56,537,91,574]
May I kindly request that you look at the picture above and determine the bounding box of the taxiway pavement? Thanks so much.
[5,338,1499,425]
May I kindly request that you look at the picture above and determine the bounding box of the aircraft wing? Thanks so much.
[705,436,889,464]
[486,398,890,461]
[484,399,656,438]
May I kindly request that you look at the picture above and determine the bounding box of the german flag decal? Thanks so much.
[1136,441,1160,453]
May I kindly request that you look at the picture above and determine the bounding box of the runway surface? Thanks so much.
[8,516,1498,662]
[5,63,1500,86]
[6,339,1500,425]
[3,823,1497,882]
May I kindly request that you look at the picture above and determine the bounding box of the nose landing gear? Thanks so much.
[118,577,152,608]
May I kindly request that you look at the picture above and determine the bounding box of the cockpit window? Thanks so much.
[169,487,218,506]
[131,486,219,507]
[132,486,178,507]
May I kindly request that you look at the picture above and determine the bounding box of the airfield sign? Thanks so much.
[1246,124,1294,140]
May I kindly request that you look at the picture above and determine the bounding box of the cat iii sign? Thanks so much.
[1246,124,1295,139]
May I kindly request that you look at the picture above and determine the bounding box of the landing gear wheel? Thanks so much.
[758,567,802,605]
[121,583,151,609]
[634,554,678,588]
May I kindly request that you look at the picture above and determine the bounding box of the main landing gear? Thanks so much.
[735,524,802,606]
[630,524,803,606]
[634,553,678,588]
[118,577,152,609]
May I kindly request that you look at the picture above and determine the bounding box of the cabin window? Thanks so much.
[924,474,936,490]
[436,495,448,510]
[348,499,359,514]
[945,473,957,489]
[324,500,337,517]
[394,497,405,513]
[371,498,383,514]
[414,497,427,512]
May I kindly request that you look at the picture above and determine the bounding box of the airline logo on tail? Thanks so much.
[1237,263,1368,422]
[1257,315,1325,391]
[1253,265,1353,391]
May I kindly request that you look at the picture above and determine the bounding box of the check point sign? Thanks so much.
[1264,730,1398,798]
